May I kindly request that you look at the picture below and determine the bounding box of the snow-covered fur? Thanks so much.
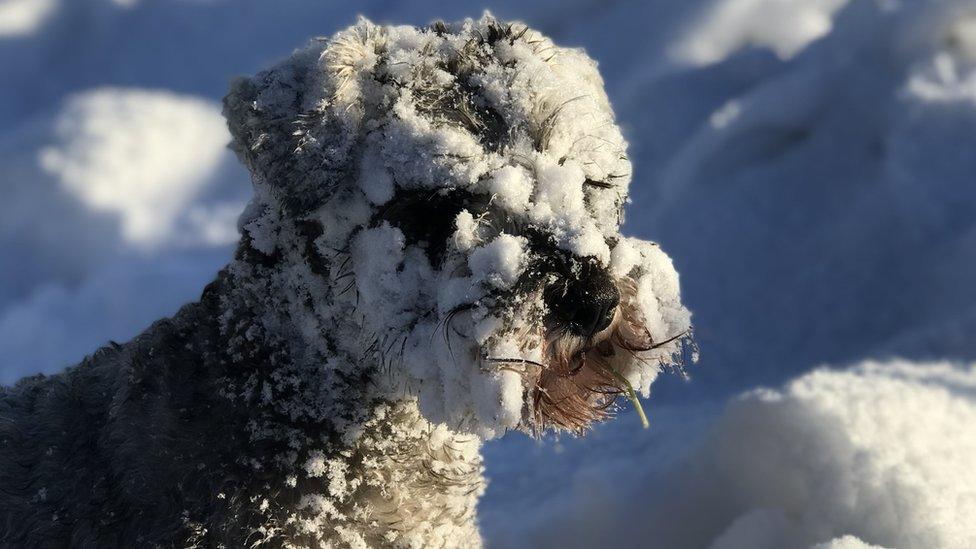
[0,15,693,548]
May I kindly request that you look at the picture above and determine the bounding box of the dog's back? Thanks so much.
[0,280,484,547]
[0,291,278,546]
[1,355,125,546]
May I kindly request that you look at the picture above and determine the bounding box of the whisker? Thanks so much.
[483,357,546,370]
[620,329,690,353]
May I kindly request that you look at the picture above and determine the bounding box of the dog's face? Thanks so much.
[224,16,692,438]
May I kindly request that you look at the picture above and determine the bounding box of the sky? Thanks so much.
[1,0,974,547]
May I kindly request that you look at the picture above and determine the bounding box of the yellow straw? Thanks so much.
[608,368,649,429]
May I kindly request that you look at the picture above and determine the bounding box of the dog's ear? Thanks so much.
[223,72,305,214]
[222,44,361,217]
[222,75,265,174]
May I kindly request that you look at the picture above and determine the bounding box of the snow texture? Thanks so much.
[634,0,976,397]
[497,360,976,549]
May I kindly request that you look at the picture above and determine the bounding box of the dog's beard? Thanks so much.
[345,231,691,438]
[486,276,678,434]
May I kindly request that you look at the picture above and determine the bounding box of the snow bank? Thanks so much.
[692,361,976,549]
[498,360,976,549]
[39,88,239,246]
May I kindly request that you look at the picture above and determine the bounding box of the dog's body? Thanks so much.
[1,269,482,547]
[1,16,691,548]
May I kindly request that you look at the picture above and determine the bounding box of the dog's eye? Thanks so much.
[374,189,477,266]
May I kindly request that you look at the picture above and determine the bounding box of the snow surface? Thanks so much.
[1,0,974,547]
[493,360,976,549]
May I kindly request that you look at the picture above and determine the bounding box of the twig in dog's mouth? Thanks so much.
[478,276,693,434]
[605,366,649,429]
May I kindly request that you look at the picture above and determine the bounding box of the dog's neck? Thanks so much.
[97,243,486,546]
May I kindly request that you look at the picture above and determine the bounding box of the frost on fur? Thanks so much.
[223,15,694,439]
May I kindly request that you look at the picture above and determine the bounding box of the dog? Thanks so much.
[0,15,693,548]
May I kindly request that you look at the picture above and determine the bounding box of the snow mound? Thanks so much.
[39,88,239,246]
[502,360,976,549]
[694,360,976,548]
[672,0,849,64]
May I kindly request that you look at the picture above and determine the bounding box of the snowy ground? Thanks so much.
[2,0,975,547]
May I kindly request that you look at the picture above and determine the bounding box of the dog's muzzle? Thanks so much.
[544,261,620,339]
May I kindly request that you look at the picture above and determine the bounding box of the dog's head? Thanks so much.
[223,15,693,438]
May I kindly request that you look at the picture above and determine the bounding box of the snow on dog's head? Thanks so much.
[223,15,694,438]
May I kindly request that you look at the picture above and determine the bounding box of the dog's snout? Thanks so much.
[544,262,620,338]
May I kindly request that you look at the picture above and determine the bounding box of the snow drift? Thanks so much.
[499,360,976,549]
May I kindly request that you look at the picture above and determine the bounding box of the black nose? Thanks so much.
[544,262,620,338]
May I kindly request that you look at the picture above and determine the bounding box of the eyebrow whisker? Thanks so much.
[583,179,613,189]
